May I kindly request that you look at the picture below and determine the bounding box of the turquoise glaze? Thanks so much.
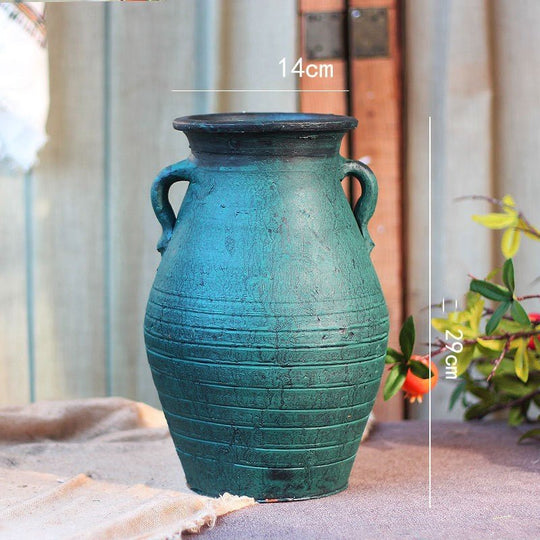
[144,113,389,501]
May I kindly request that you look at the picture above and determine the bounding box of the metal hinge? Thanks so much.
[304,8,389,60]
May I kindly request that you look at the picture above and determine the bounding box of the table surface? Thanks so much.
[202,421,539,539]
[1,410,538,539]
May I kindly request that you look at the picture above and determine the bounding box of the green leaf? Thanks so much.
[383,363,407,401]
[479,357,516,376]
[466,384,494,403]
[518,428,540,443]
[409,359,431,379]
[464,402,492,420]
[485,301,511,335]
[531,343,540,369]
[385,348,404,364]
[508,407,525,426]
[514,339,529,382]
[501,194,517,210]
[510,301,531,327]
[502,259,515,293]
[449,381,466,411]
[493,375,531,397]
[472,213,516,229]
[476,338,505,352]
[501,227,521,258]
[431,318,475,339]
[474,359,499,377]
[455,345,475,376]
[485,268,500,281]
[497,317,526,334]
[465,293,484,333]
[470,279,512,302]
[399,316,415,361]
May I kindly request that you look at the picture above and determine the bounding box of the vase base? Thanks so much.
[188,483,349,503]
[255,483,348,503]
[178,448,357,502]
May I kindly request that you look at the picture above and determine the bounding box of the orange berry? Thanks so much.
[403,354,439,403]
[528,313,540,351]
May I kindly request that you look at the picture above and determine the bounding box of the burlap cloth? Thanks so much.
[0,398,255,538]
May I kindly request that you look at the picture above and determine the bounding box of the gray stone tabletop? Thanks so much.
[202,421,540,539]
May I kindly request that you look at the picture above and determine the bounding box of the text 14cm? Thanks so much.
[280,57,334,79]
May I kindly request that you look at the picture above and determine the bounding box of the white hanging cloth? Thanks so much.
[0,2,48,171]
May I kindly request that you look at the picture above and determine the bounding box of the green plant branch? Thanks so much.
[469,389,540,420]
[455,194,515,210]
[409,195,540,433]
[430,329,540,358]
[469,329,540,342]
[455,194,540,240]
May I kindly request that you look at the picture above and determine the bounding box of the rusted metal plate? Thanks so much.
[305,11,345,60]
[350,7,389,58]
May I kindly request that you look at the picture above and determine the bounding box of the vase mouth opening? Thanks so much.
[173,112,358,134]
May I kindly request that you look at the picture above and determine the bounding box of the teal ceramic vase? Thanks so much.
[144,113,389,501]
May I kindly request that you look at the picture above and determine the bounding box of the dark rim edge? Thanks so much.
[173,113,358,133]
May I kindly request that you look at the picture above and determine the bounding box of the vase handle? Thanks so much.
[341,159,378,253]
[151,159,196,254]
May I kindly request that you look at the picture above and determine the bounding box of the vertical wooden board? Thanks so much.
[411,1,493,421]
[300,0,345,10]
[32,4,106,400]
[298,0,350,192]
[0,168,30,405]
[298,0,348,114]
[218,0,297,112]
[108,1,196,406]
[492,1,540,315]
[349,0,403,420]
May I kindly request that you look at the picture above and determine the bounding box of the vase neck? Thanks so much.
[184,131,345,165]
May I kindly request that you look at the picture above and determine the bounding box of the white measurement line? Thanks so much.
[428,115,433,509]
[171,89,350,93]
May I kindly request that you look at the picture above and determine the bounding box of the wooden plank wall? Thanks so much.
[32,5,107,401]
[0,1,297,406]
[0,1,402,412]
[0,168,29,404]
[299,0,404,420]
[107,1,196,406]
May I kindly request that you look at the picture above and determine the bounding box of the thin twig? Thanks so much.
[516,294,540,301]
[515,226,540,240]
[420,299,460,312]
[454,194,512,209]
[488,339,511,381]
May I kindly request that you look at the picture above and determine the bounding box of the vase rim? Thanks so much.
[173,112,358,133]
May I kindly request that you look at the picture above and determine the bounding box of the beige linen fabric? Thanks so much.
[0,398,255,538]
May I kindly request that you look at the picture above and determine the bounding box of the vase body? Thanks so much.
[144,113,389,501]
